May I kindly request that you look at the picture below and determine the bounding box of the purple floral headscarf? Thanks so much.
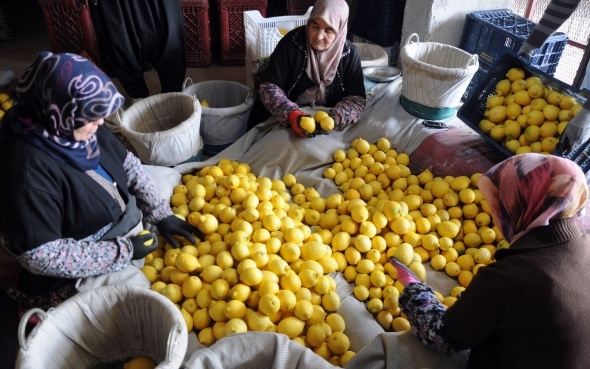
[12,51,124,170]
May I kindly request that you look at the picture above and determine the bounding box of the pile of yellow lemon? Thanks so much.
[479,67,583,155]
[142,137,505,367]
[0,93,12,120]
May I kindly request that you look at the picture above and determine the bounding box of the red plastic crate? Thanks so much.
[181,0,212,67]
[218,0,268,66]
[37,0,100,62]
[286,0,314,15]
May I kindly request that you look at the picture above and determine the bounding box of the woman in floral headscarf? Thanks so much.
[0,52,201,366]
[247,0,366,137]
[389,153,590,369]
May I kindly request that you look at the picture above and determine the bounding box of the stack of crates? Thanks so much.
[286,0,315,15]
[37,0,99,62]
[352,0,406,67]
[218,0,268,66]
[459,9,568,100]
[244,7,312,88]
[181,0,212,67]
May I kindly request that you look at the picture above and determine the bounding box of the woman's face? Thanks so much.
[307,18,337,51]
[73,119,104,141]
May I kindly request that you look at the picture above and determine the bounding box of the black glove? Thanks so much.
[157,215,203,248]
[129,232,158,260]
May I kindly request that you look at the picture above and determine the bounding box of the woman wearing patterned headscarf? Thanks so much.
[388,153,590,369]
[0,52,201,366]
[247,0,366,137]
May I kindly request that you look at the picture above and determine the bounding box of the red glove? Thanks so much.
[288,110,309,138]
[390,257,421,286]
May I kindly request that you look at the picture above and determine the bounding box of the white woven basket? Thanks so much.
[119,92,202,166]
[16,285,187,369]
[354,43,389,68]
[182,79,254,157]
[400,33,479,120]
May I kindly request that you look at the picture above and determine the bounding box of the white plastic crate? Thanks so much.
[244,7,312,88]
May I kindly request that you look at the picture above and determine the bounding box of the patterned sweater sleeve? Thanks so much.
[398,282,457,353]
[123,151,174,225]
[15,228,133,279]
[259,82,300,127]
[330,95,366,130]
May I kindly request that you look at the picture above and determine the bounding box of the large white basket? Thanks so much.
[400,33,479,120]
[244,7,312,88]
[119,93,202,166]
[16,286,187,369]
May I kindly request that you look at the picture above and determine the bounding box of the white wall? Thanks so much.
[401,0,513,47]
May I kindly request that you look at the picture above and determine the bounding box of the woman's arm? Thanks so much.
[123,151,174,225]
[258,82,300,126]
[15,233,133,279]
[329,43,366,130]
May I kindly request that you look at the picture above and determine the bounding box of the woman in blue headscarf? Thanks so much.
[0,52,201,366]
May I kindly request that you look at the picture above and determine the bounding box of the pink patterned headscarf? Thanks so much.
[478,153,588,243]
[298,0,349,106]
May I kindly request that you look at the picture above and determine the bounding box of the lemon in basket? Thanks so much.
[505,67,525,82]
[123,357,156,369]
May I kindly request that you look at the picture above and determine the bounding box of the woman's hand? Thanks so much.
[389,257,421,286]
[288,110,314,138]
[129,232,159,260]
[157,215,204,248]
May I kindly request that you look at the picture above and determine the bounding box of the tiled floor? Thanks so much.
[0,0,247,98]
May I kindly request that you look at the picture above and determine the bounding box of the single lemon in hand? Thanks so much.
[314,110,329,122]
[320,116,335,131]
[137,230,153,246]
[299,116,316,133]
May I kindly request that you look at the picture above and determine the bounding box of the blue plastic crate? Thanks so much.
[460,9,568,100]
[458,52,589,162]
[353,0,405,47]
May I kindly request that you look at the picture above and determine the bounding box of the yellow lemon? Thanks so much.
[277,317,305,338]
[162,283,183,303]
[320,116,335,131]
[541,136,558,153]
[496,79,511,95]
[488,105,506,123]
[542,104,560,121]
[486,95,504,108]
[511,79,526,93]
[258,293,281,316]
[392,317,411,332]
[240,267,263,286]
[530,98,547,111]
[527,83,545,99]
[123,357,156,369]
[299,116,316,133]
[314,110,329,122]
[489,125,505,142]
[437,220,460,238]
[539,121,558,138]
[524,125,541,142]
[505,67,525,82]
[560,95,577,110]
[327,332,350,355]
[526,109,545,126]
[176,252,201,273]
[546,90,562,106]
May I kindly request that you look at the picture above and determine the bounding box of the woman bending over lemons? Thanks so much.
[247,0,366,137]
[0,52,202,366]
[387,153,590,369]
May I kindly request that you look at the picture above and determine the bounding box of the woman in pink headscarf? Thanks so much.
[389,153,590,369]
[247,0,366,137]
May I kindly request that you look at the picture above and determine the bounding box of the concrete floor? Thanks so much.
[0,0,247,98]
